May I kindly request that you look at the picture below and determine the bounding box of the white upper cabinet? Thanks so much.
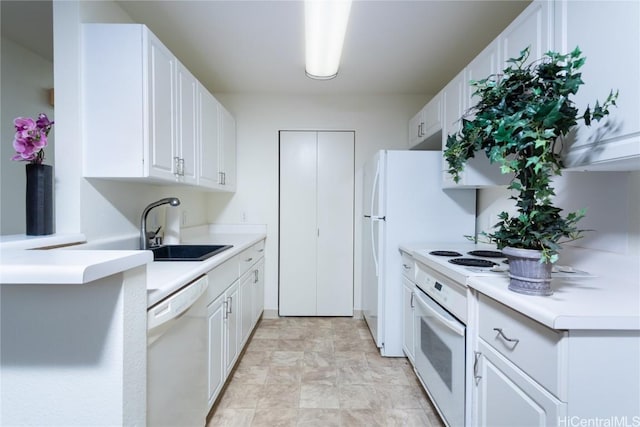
[500,0,553,68]
[408,93,442,150]
[556,0,640,170]
[442,49,511,189]
[176,62,198,185]
[147,35,177,181]
[82,24,237,188]
[198,86,221,189]
[218,105,237,192]
[465,40,500,116]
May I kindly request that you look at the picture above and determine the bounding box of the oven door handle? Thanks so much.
[415,292,465,337]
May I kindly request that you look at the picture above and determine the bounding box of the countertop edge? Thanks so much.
[467,275,640,331]
[0,250,152,285]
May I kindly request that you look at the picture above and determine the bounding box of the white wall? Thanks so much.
[1,38,54,235]
[207,93,426,312]
[476,171,640,256]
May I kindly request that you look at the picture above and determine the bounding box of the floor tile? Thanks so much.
[207,408,255,427]
[265,365,303,384]
[301,365,338,385]
[251,408,298,427]
[340,409,386,427]
[231,365,268,385]
[256,384,300,409]
[299,384,340,409]
[337,384,380,409]
[209,317,445,427]
[295,408,340,427]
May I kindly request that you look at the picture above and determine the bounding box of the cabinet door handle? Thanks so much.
[254,269,259,283]
[219,171,224,184]
[174,157,181,178]
[493,328,519,345]
[418,123,423,137]
[223,300,228,319]
[226,296,233,314]
[410,291,415,309]
[473,351,482,385]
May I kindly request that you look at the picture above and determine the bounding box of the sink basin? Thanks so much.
[151,244,233,261]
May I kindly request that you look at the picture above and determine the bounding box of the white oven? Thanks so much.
[414,261,467,427]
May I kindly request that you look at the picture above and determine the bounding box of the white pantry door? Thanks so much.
[279,131,354,316]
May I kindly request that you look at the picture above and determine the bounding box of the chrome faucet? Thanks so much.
[140,197,180,250]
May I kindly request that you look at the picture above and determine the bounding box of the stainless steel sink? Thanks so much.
[151,244,233,261]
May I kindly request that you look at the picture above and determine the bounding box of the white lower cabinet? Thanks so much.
[252,259,265,326]
[471,292,640,425]
[476,340,566,426]
[224,282,240,377]
[402,277,415,364]
[239,269,254,347]
[206,294,225,409]
[205,240,265,411]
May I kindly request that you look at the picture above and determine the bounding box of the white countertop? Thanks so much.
[469,274,640,330]
[146,231,266,307]
[402,242,640,331]
[0,249,152,284]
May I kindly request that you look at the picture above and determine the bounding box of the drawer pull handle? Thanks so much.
[402,264,411,270]
[473,351,482,385]
[493,328,519,345]
[245,257,253,262]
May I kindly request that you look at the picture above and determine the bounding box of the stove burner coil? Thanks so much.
[467,250,504,258]
[429,250,462,257]
[449,258,497,268]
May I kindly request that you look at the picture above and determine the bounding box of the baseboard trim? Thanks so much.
[261,309,363,319]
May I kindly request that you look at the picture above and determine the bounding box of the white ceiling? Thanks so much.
[1,0,531,97]
[117,0,530,96]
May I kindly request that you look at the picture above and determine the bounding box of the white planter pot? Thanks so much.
[503,246,553,296]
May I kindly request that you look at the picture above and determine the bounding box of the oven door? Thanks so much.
[413,287,465,427]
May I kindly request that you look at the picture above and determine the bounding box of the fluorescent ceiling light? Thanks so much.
[305,0,352,80]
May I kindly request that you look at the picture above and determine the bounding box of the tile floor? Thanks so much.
[207,317,445,426]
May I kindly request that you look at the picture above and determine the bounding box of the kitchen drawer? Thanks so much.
[239,240,265,276]
[400,250,415,281]
[478,294,567,397]
[207,254,239,303]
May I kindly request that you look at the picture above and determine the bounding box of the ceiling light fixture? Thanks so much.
[304,0,352,80]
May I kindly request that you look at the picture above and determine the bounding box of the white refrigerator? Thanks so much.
[361,150,476,356]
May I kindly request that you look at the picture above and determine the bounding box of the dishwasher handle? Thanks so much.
[147,275,208,331]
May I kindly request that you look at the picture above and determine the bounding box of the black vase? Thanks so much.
[25,163,54,236]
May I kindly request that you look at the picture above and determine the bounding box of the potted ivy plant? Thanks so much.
[444,47,617,296]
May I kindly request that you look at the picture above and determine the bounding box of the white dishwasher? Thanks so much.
[147,275,208,426]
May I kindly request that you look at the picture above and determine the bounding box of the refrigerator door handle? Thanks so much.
[370,158,380,217]
[370,159,381,277]
[370,217,379,278]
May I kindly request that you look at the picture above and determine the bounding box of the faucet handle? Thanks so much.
[146,226,163,247]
